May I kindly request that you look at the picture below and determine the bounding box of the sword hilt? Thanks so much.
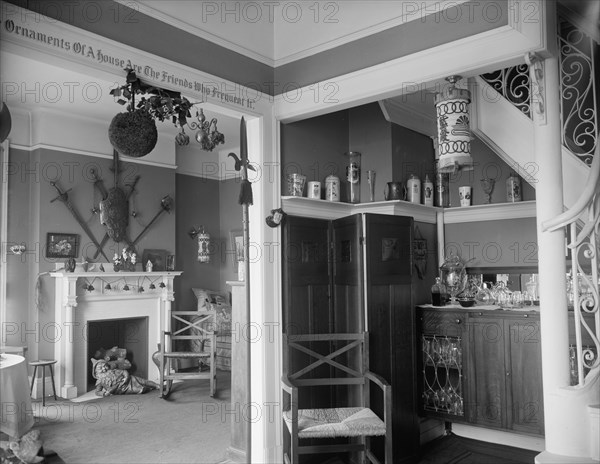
[125,176,141,200]
[90,169,108,199]
[49,182,72,203]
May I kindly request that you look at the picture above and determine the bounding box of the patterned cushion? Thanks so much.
[191,288,232,333]
[283,407,386,439]
[190,288,232,370]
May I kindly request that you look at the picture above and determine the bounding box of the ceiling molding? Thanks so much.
[8,142,178,169]
[115,0,275,66]
[121,0,474,68]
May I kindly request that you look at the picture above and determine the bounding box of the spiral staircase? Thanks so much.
[474,8,599,462]
[381,5,598,460]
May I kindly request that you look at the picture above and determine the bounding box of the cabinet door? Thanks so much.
[505,317,544,435]
[467,316,506,429]
[282,216,332,334]
[419,310,467,421]
[332,215,363,333]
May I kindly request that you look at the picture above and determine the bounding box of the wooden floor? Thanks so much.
[418,433,539,464]
[300,433,539,464]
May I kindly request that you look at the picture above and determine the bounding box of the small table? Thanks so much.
[0,354,34,439]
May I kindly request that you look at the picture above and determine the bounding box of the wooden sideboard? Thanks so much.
[417,306,544,436]
[417,305,596,437]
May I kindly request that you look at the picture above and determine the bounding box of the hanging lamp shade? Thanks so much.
[434,76,473,173]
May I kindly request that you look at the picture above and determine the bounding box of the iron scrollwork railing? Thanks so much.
[558,13,598,166]
[480,65,532,119]
[479,10,598,166]
[544,147,600,388]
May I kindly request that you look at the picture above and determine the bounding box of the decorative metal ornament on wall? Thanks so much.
[434,76,474,173]
[265,208,286,228]
[412,226,428,280]
[50,150,172,263]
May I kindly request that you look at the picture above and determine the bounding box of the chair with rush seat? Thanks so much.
[29,360,57,406]
[281,332,392,464]
[157,310,217,398]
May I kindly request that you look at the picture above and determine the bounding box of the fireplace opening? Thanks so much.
[86,317,149,391]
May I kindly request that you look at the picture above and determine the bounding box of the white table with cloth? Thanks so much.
[0,354,34,439]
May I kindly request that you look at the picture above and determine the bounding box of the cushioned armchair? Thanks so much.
[281,332,392,464]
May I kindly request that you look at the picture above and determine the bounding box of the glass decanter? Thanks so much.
[475,282,495,305]
[491,281,512,308]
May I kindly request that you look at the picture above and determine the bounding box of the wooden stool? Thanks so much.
[29,360,57,406]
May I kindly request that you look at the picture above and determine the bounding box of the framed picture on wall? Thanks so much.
[46,233,79,258]
[142,249,167,271]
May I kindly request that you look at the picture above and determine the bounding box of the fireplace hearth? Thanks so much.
[87,317,148,390]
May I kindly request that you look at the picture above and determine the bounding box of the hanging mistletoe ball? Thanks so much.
[108,108,158,158]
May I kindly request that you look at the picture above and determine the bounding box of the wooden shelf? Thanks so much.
[442,200,537,224]
[281,197,536,225]
[281,196,440,224]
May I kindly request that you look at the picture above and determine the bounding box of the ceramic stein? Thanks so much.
[384,182,403,201]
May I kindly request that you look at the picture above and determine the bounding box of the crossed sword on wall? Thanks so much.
[50,179,172,262]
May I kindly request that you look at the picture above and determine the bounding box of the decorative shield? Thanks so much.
[100,187,129,242]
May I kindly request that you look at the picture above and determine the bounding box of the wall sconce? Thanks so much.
[434,75,474,173]
[189,226,211,263]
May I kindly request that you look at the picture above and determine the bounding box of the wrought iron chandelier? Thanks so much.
[175,108,224,151]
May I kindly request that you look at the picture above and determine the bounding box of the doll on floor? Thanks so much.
[91,358,158,396]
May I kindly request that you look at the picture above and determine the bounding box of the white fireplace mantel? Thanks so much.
[50,271,182,399]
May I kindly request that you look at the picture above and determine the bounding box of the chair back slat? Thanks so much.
[284,333,366,382]
[289,339,362,380]
[286,333,364,342]
[293,378,366,387]
[170,311,217,338]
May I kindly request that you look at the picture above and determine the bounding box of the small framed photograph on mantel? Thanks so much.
[142,249,167,271]
[46,233,79,258]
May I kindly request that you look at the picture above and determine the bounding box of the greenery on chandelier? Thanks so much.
[108,68,225,156]
[110,68,195,128]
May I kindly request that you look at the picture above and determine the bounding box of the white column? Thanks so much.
[160,276,175,335]
[60,276,79,399]
[529,54,573,455]
[61,302,77,399]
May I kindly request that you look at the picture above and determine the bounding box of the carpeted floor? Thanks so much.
[32,370,232,464]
